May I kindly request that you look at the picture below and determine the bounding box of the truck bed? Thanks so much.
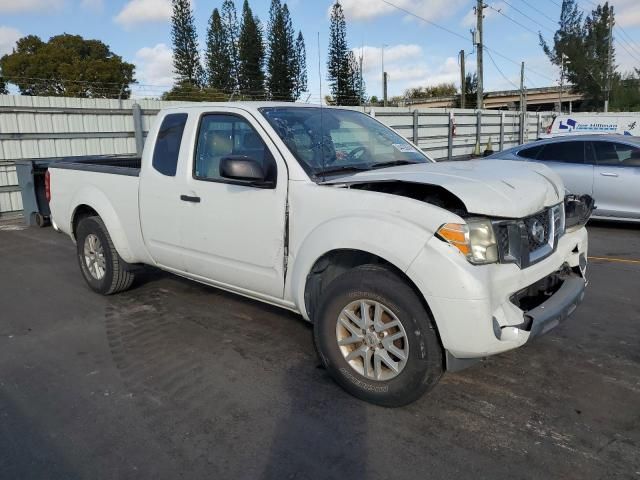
[48,155,141,177]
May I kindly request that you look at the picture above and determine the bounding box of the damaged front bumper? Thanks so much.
[497,264,586,341]
[407,196,594,371]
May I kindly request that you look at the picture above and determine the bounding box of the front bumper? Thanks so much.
[518,272,585,339]
[406,226,588,363]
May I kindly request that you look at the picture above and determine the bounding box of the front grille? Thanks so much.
[494,204,563,269]
[524,210,551,251]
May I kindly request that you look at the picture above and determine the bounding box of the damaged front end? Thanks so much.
[564,194,595,232]
[492,194,594,269]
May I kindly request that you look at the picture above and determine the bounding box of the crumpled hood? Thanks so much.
[323,159,564,218]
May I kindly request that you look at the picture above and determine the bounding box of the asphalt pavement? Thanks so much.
[0,219,638,480]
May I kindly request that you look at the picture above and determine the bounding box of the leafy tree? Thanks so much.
[238,0,265,97]
[455,73,479,108]
[405,83,457,99]
[327,1,363,105]
[266,0,296,100]
[292,31,307,100]
[161,83,226,101]
[206,8,234,92]
[221,0,240,92]
[171,0,203,88]
[0,76,7,95]
[540,0,616,110]
[0,34,135,98]
[611,70,640,111]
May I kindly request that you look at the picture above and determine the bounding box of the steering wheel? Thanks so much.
[345,146,369,162]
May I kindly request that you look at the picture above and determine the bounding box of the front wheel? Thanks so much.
[76,216,135,295]
[314,265,444,407]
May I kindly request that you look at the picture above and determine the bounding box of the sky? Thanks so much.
[0,0,639,101]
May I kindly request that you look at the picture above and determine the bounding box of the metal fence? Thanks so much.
[0,94,556,217]
[0,95,187,216]
[364,107,555,160]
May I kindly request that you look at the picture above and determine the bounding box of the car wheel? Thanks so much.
[76,216,135,295]
[313,264,443,407]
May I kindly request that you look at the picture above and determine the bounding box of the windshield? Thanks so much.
[259,107,433,177]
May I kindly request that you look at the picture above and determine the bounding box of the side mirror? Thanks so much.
[219,155,267,185]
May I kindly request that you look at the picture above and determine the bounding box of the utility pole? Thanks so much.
[460,50,466,109]
[383,72,388,107]
[604,7,614,112]
[382,44,388,107]
[359,48,364,107]
[559,53,568,114]
[475,0,484,110]
[520,61,525,113]
[520,61,527,143]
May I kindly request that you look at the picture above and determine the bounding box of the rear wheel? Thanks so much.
[313,265,443,407]
[76,216,135,295]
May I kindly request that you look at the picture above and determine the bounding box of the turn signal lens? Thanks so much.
[437,223,470,255]
[437,218,498,265]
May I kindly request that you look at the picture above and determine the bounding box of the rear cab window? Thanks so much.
[152,113,188,176]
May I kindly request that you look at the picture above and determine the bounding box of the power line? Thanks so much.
[378,0,469,43]
[516,0,558,26]
[485,4,544,36]
[378,0,558,89]
[484,47,520,89]
[498,0,556,33]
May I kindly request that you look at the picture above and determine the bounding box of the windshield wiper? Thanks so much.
[315,164,371,176]
[369,160,420,170]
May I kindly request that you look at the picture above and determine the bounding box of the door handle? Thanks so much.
[180,194,201,203]
[600,172,619,177]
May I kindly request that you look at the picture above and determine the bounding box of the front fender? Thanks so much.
[69,186,135,263]
[287,213,434,320]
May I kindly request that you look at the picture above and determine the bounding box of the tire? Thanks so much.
[313,264,443,407]
[76,215,135,295]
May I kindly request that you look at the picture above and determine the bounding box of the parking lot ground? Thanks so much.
[1,219,639,480]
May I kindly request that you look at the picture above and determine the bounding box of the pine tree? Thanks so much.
[583,3,615,108]
[267,0,296,100]
[292,30,307,100]
[206,8,233,92]
[238,0,265,97]
[327,1,361,105]
[171,0,203,87]
[221,0,240,92]
[346,50,365,105]
[540,0,617,110]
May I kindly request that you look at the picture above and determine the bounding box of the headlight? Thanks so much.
[437,218,498,265]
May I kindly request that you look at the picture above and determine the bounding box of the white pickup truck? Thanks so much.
[48,103,593,406]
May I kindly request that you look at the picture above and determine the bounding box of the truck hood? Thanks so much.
[322,159,564,218]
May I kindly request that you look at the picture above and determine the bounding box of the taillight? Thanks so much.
[45,170,51,203]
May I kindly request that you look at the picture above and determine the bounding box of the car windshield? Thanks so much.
[259,107,432,177]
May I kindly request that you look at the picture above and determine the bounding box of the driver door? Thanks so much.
[178,112,288,299]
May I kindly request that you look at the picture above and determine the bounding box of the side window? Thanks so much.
[517,145,543,159]
[194,114,276,183]
[152,113,188,176]
[536,141,585,164]
[593,141,640,167]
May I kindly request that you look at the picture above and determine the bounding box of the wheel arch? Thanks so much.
[68,188,135,263]
[302,249,438,333]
